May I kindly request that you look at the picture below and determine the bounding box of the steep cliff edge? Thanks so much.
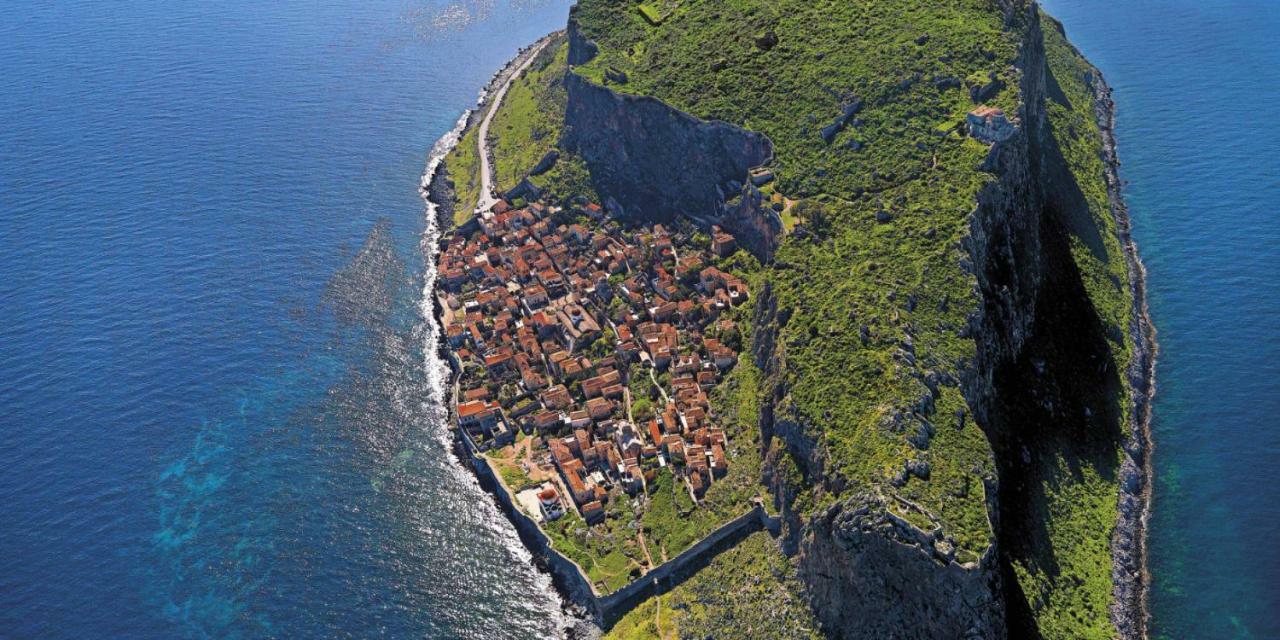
[561,71,773,222]
[466,1,1148,637]
[560,22,777,257]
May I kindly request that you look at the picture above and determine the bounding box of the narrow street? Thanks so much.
[475,38,552,215]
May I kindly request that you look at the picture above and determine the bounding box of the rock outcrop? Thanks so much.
[801,495,1003,640]
[561,15,777,258]
[560,71,773,234]
[554,2,1148,637]
[754,5,1146,638]
[566,17,598,67]
[720,183,783,261]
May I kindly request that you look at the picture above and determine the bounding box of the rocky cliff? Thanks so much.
[754,5,1145,638]
[556,1,1148,636]
[767,63,1039,640]
[561,71,772,223]
[561,17,777,258]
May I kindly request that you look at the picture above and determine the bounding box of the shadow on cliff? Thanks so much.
[982,71,1126,636]
[1041,68,1109,263]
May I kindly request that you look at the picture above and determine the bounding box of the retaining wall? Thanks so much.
[438,280,783,625]
[457,420,781,624]
[595,502,781,625]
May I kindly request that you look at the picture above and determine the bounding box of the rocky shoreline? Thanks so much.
[422,33,560,233]
[418,34,596,639]
[1091,59,1157,640]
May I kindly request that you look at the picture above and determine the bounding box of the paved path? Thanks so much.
[475,38,552,216]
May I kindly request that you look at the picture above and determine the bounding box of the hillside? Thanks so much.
[437,1,1149,637]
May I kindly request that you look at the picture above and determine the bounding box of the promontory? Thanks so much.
[430,1,1154,638]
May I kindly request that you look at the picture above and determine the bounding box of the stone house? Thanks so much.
[967,105,1015,143]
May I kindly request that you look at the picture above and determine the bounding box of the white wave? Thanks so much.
[414,96,579,636]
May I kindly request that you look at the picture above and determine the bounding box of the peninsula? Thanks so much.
[429,1,1154,638]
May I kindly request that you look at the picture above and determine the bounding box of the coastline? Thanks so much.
[421,33,561,232]
[1091,61,1157,640]
[414,23,1159,640]
[418,32,789,634]
[415,32,593,637]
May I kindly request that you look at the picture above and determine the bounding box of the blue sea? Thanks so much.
[3,1,1277,639]
[1042,1,1280,638]
[0,1,576,638]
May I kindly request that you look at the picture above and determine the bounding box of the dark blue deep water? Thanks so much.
[4,2,1277,639]
[1042,1,1280,638]
[1,1,575,638]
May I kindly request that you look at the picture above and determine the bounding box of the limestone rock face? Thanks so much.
[566,17,598,66]
[720,182,783,261]
[799,495,1005,640]
[562,7,780,258]
[561,72,773,228]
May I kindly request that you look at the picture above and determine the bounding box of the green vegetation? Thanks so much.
[573,0,1021,199]
[639,468,701,561]
[642,307,768,561]
[544,497,646,593]
[765,144,999,556]
[636,3,665,26]
[485,446,538,492]
[488,37,569,192]
[444,35,598,219]
[998,15,1135,637]
[443,125,481,226]
[1016,459,1119,639]
[532,148,599,205]
[1041,15,1133,372]
[441,37,570,227]
[536,344,767,592]
[603,531,822,640]
[498,460,536,492]
[565,3,1140,636]
[433,1,1137,635]
[568,0,1019,557]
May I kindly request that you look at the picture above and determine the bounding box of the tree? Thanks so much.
[792,199,832,237]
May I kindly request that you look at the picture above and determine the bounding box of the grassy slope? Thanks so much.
[544,494,643,593]
[448,34,597,211]
[1003,15,1134,638]
[604,531,822,640]
[488,37,569,193]
[574,0,1016,562]
[444,125,481,226]
[442,38,569,226]
[573,0,1020,198]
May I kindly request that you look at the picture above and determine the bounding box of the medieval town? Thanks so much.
[438,198,749,527]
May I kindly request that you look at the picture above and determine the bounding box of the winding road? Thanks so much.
[475,37,553,216]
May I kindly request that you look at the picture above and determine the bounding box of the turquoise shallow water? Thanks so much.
[1041,1,1280,638]
[1,1,575,638]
